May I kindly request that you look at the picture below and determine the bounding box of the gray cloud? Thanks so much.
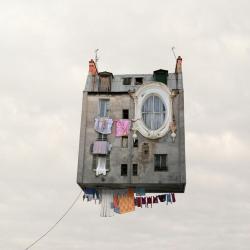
[0,0,250,249]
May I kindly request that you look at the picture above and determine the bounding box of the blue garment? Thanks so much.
[84,188,98,202]
[84,188,95,195]
[166,193,172,204]
[135,187,145,196]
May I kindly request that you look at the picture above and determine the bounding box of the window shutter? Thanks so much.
[106,154,110,171]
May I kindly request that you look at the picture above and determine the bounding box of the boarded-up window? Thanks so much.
[121,136,128,148]
[154,154,168,171]
[99,76,111,92]
[142,143,149,156]
[133,164,138,176]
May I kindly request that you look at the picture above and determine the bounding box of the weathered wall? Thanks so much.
[77,76,186,193]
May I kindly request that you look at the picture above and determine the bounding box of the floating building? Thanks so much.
[77,56,186,193]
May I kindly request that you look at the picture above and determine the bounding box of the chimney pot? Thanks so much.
[175,56,182,74]
[89,59,98,75]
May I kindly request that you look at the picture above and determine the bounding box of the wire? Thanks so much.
[24,190,82,250]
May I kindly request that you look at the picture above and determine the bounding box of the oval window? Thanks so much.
[141,95,166,130]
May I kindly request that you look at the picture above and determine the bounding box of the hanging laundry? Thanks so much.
[166,193,172,204]
[153,196,159,203]
[135,187,145,196]
[84,188,97,202]
[171,193,176,202]
[118,188,135,214]
[96,157,107,176]
[158,194,166,202]
[94,117,113,134]
[93,141,109,155]
[141,197,147,207]
[115,119,131,137]
[100,189,114,217]
[136,197,142,208]
[113,194,120,214]
[147,196,153,208]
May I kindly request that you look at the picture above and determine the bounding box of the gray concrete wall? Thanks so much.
[77,74,186,193]
[84,73,182,92]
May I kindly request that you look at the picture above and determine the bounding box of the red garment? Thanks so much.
[153,196,158,203]
[136,197,142,208]
[171,193,176,202]
[147,197,152,208]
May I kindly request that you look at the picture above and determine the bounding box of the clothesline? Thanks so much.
[83,188,176,217]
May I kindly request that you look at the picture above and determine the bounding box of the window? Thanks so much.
[133,83,171,139]
[97,133,107,141]
[121,164,127,176]
[142,95,166,130]
[135,77,143,85]
[133,164,138,176]
[99,99,109,117]
[123,77,132,85]
[122,109,129,119]
[154,154,168,171]
[121,136,128,148]
[133,138,138,147]
[92,154,110,170]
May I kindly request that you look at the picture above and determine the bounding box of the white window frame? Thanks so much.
[141,95,166,130]
[99,99,109,117]
[133,82,172,139]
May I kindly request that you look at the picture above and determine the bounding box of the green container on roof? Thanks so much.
[153,69,168,84]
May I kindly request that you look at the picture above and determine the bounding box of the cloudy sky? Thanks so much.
[1,0,250,249]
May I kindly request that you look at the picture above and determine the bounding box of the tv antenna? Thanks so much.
[171,46,177,60]
[94,49,99,69]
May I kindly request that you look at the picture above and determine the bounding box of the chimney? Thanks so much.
[88,59,98,76]
[175,56,182,74]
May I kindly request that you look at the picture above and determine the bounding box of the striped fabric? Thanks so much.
[93,141,108,155]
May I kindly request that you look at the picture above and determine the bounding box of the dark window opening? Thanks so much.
[122,109,129,119]
[135,77,143,85]
[121,136,128,148]
[133,164,138,176]
[154,154,168,171]
[133,138,138,147]
[123,77,132,85]
[97,133,107,141]
[121,164,128,176]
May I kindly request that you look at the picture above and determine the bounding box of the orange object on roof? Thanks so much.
[89,59,98,76]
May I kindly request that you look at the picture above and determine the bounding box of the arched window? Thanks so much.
[141,95,166,130]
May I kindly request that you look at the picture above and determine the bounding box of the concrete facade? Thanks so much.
[77,58,186,193]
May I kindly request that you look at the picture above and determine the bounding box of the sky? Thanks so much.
[1,0,250,249]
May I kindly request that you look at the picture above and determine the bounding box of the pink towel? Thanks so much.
[115,119,131,137]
